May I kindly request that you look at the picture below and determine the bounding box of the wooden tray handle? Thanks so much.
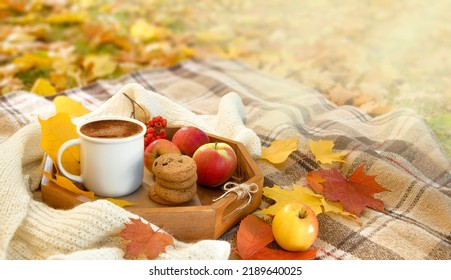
[214,191,256,223]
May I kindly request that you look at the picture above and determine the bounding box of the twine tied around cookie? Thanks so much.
[212,182,259,210]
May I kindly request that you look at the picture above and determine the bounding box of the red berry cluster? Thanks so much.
[144,115,167,149]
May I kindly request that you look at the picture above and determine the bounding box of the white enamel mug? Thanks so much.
[57,116,146,197]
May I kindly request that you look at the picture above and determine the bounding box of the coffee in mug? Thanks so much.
[80,119,143,139]
[57,116,146,197]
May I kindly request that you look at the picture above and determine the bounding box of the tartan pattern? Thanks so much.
[1,59,449,260]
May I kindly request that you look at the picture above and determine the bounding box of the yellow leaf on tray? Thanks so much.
[39,112,80,175]
[53,96,89,117]
[42,171,94,200]
[260,138,298,164]
[309,139,347,164]
[31,78,57,96]
[105,198,135,208]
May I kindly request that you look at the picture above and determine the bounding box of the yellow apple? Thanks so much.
[272,203,319,251]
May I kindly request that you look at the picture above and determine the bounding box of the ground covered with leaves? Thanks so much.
[1,0,450,157]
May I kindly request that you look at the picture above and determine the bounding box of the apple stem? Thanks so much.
[298,210,308,219]
[214,142,218,150]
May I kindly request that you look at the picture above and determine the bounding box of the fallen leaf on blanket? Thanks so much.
[120,218,174,260]
[306,172,326,193]
[39,112,80,175]
[236,214,316,260]
[260,138,299,164]
[41,171,94,200]
[307,163,390,216]
[53,96,89,117]
[309,139,347,164]
[236,214,273,259]
[256,185,357,221]
[104,198,134,207]
[256,185,324,216]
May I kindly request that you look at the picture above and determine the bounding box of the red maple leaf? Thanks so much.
[119,218,174,259]
[308,163,390,216]
[236,215,317,260]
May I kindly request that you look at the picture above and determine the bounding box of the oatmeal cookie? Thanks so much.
[153,182,197,204]
[156,173,197,190]
[152,153,197,182]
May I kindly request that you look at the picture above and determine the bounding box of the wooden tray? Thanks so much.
[40,127,264,242]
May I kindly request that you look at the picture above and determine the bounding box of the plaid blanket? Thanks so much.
[1,59,450,260]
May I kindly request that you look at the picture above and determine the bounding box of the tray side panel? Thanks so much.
[41,182,91,209]
[133,208,216,242]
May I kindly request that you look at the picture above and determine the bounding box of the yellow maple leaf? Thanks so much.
[260,138,298,164]
[178,45,195,60]
[256,185,324,216]
[256,184,358,222]
[53,96,89,117]
[42,171,94,200]
[52,56,77,74]
[104,198,135,208]
[309,139,347,164]
[31,78,57,96]
[45,11,87,24]
[13,52,52,71]
[6,14,37,24]
[83,54,117,81]
[130,19,167,42]
[39,112,80,175]
[49,72,68,91]
[321,199,359,222]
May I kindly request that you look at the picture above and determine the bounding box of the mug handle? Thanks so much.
[57,139,83,183]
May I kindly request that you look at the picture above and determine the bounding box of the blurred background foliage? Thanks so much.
[1,0,449,156]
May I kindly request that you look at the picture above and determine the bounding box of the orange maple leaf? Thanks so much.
[305,172,326,193]
[119,218,174,259]
[236,215,316,260]
[307,163,390,216]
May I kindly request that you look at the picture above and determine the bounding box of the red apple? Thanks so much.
[272,203,319,251]
[192,142,237,187]
[171,126,210,157]
[144,139,181,172]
